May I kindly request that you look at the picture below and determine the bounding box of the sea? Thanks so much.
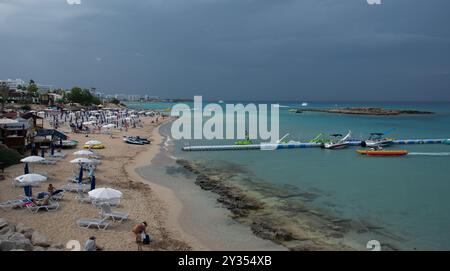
[127,101,450,250]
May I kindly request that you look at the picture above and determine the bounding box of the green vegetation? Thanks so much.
[0,84,9,111]
[111,98,120,105]
[0,144,22,167]
[20,104,32,111]
[66,87,102,106]
[27,79,38,95]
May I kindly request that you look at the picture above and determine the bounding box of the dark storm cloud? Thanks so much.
[1,0,449,101]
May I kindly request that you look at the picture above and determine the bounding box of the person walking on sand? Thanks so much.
[132,221,147,251]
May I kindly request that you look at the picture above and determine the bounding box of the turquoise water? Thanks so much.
[129,101,450,250]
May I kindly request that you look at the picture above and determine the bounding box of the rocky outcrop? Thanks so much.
[0,218,64,251]
[293,107,434,116]
[177,160,263,218]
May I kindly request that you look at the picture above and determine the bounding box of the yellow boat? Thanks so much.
[83,144,105,149]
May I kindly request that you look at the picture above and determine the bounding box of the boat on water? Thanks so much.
[357,149,408,156]
[323,131,352,149]
[362,133,393,147]
[301,102,308,107]
[444,139,450,145]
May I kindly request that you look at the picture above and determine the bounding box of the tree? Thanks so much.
[111,98,120,105]
[27,80,38,95]
[0,84,9,112]
[66,87,100,106]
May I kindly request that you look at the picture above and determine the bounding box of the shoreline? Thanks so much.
[124,122,208,250]
[134,122,286,251]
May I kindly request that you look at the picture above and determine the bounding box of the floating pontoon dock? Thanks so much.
[182,139,450,151]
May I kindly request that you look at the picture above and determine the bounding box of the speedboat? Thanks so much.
[123,137,144,145]
[323,133,349,149]
[123,136,149,145]
[362,133,393,148]
[128,136,150,144]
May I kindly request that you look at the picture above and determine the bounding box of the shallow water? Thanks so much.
[129,102,450,250]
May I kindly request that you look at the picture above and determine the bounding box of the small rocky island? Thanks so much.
[290,107,434,116]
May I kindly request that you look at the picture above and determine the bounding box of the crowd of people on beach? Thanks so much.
[36,108,164,135]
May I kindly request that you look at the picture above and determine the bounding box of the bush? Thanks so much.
[20,104,32,111]
[0,144,22,167]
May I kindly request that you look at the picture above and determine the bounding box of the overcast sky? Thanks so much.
[1,0,449,101]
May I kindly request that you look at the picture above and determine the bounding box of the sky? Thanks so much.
[0,0,449,101]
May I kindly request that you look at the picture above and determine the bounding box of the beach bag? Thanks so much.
[143,234,152,245]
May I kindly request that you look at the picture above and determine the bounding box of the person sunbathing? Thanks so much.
[48,184,64,196]
[32,196,51,206]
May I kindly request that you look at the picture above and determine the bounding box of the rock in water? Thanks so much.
[31,231,50,247]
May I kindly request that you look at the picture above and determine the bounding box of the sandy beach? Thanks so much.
[0,116,191,250]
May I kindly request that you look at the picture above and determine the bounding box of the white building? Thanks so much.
[0,79,26,91]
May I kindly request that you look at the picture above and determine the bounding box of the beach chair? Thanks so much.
[75,191,92,203]
[0,199,27,211]
[26,201,59,213]
[92,198,120,208]
[52,191,65,201]
[49,152,67,159]
[63,183,90,193]
[99,203,129,222]
[40,160,57,165]
[76,218,110,230]
[67,177,91,184]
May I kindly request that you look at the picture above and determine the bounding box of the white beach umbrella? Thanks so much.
[15,174,47,185]
[20,156,45,163]
[88,187,123,200]
[70,158,93,164]
[85,140,102,146]
[83,121,95,126]
[73,150,94,156]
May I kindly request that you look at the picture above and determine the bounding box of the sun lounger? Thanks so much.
[99,203,129,222]
[40,160,57,165]
[49,153,67,159]
[26,201,59,213]
[75,191,92,203]
[52,191,65,201]
[67,177,91,184]
[76,218,110,230]
[0,199,27,211]
[92,198,120,208]
[63,183,90,193]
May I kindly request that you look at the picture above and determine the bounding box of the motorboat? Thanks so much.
[123,136,150,145]
[362,133,393,147]
[323,131,353,149]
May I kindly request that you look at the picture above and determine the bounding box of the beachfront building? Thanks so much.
[0,79,26,91]
[39,93,63,106]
